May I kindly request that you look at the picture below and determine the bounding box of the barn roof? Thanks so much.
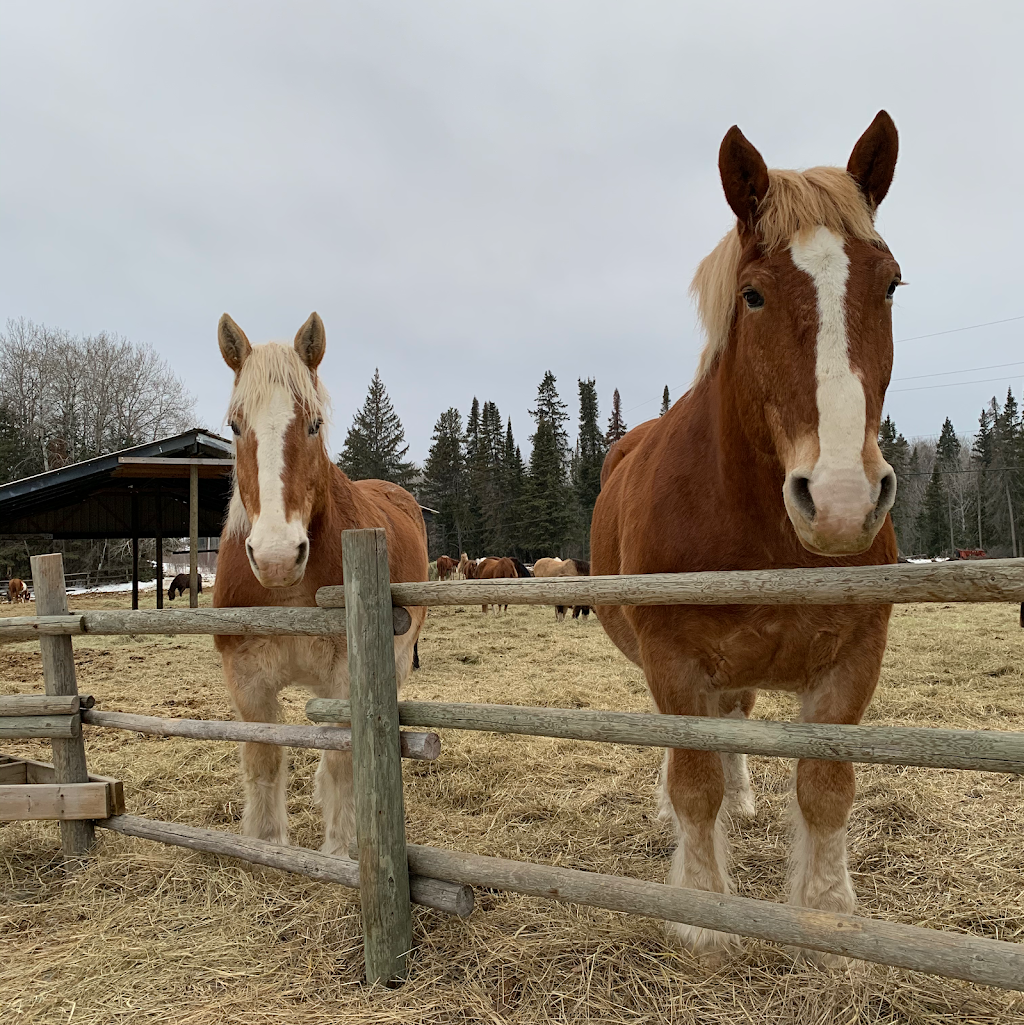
[0,429,234,539]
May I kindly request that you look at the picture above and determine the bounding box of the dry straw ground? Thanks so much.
[1,590,1022,1024]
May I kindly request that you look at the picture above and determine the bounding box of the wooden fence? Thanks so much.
[1,542,1023,991]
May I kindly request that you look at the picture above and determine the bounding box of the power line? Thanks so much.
[889,374,1022,395]
[892,360,1024,383]
[894,315,1024,344]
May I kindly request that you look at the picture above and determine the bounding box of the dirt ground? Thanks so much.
[1,591,1022,1024]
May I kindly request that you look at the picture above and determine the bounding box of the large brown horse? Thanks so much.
[464,556,519,612]
[591,113,901,956]
[213,313,428,855]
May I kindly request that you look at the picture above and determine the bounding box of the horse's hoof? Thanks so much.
[320,839,354,859]
[665,920,741,963]
[790,946,854,971]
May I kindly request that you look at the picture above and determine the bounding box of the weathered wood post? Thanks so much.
[343,528,413,986]
[189,463,199,609]
[30,553,95,857]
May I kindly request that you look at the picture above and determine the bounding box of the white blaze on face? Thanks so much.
[244,387,308,584]
[789,226,872,531]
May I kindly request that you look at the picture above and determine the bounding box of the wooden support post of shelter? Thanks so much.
[155,480,163,610]
[131,487,140,611]
[343,528,413,986]
[30,552,94,857]
[189,463,199,608]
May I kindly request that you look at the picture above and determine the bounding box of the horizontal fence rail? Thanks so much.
[0,607,347,643]
[81,710,441,762]
[316,559,1024,609]
[0,695,91,716]
[0,714,80,740]
[307,699,1024,774]
[97,815,473,917]
[400,843,1024,991]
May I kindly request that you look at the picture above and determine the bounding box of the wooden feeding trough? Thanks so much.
[0,694,124,822]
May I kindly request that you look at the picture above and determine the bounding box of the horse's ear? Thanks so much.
[847,110,898,211]
[718,126,769,231]
[218,314,251,372]
[294,312,326,370]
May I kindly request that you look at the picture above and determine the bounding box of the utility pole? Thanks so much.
[947,491,955,556]
[1007,485,1018,558]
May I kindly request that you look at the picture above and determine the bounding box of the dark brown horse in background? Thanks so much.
[167,572,202,601]
[591,113,901,957]
[213,312,428,855]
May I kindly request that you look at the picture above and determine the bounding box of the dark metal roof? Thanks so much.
[0,430,234,539]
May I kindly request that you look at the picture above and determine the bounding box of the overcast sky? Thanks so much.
[3,2,1022,463]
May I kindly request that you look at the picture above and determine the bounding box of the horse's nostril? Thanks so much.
[789,475,816,521]
[245,541,255,563]
[296,541,308,566]
[876,471,896,515]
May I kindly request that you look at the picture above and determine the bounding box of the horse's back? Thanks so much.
[350,478,429,583]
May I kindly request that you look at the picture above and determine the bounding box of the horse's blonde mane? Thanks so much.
[228,342,329,422]
[223,342,331,540]
[691,166,884,383]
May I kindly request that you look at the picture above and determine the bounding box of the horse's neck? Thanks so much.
[311,460,361,540]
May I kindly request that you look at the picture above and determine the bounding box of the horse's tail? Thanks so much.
[510,558,531,578]
[570,559,591,575]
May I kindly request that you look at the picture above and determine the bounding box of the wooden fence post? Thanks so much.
[343,528,413,986]
[30,553,95,857]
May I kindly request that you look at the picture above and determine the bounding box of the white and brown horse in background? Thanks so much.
[6,578,27,603]
[532,557,590,621]
[591,113,901,957]
[213,313,428,855]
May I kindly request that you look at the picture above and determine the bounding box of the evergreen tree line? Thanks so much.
[338,368,658,560]
[882,386,1024,557]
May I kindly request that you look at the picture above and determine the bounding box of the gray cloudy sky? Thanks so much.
[3,2,1022,463]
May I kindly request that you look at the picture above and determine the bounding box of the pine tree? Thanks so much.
[525,372,571,557]
[503,419,527,557]
[660,386,671,416]
[606,388,627,443]
[574,378,606,552]
[421,407,468,555]
[916,461,950,556]
[338,369,416,485]
[463,398,484,553]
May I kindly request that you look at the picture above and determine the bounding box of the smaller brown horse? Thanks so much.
[168,572,203,601]
[6,578,27,603]
[465,556,519,612]
[436,555,459,581]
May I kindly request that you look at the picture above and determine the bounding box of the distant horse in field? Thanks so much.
[509,557,532,580]
[465,556,519,612]
[457,553,473,579]
[168,572,202,601]
[591,112,901,957]
[532,557,589,621]
[6,578,26,603]
[213,312,428,855]
[436,555,459,581]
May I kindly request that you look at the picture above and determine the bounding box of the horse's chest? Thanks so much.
[637,605,880,693]
[226,635,347,692]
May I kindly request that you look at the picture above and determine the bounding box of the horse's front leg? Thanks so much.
[646,647,737,956]
[790,639,883,945]
[221,642,289,845]
[718,688,757,820]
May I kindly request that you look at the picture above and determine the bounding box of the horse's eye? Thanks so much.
[742,287,765,310]
[309,419,322,436]
[886,278,900,300]
[230,421,241,436]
